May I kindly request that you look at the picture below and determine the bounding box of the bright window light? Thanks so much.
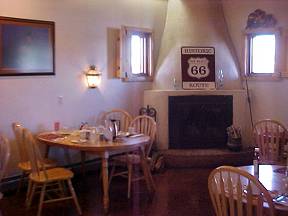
[131,35,142,74]
[131,34,148,75]
[251,34,275,74]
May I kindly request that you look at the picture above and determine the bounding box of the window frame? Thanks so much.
[244,28,283,80]
[120,26,153,82]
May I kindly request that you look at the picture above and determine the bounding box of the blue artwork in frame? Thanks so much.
[0,16,55,76]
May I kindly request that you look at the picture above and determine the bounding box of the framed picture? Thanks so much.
[0,16,55,76]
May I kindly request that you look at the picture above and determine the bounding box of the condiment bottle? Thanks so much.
[253,147,260,176]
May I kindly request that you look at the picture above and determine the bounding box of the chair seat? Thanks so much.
[113,154,151,165]
[18,159,56,172]
[29,167,74,183]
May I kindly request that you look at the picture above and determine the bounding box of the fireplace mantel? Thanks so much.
[144,89,252,150]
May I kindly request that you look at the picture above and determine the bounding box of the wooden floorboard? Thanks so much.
[0,167,214,216]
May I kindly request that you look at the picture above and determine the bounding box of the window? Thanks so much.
[250,34,276,74]
[120,26,153,81]
[244,29,282,79]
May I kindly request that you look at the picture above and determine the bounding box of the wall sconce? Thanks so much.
[85,65,101,88]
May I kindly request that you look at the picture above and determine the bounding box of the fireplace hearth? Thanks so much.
[169,95,233,149]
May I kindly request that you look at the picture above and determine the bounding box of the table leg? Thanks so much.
[81,151,86,177]
[139,146,156,192]
[64,149,71,165]
[101,152,109,214]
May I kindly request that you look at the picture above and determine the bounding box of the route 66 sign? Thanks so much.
[181,47,215,89]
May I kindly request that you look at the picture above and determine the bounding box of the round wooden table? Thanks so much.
[239,165,288,213]
[37,132,156,214]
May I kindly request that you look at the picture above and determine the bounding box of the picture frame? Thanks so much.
[0,16,55,76]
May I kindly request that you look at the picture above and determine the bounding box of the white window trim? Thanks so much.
[243,27,285,80]
[120,26,154,82]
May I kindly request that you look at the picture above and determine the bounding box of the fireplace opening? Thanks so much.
[169,95,233,149]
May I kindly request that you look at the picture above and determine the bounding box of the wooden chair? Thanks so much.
[0,134,11,200]
[253,119,288,164]
[101,109,133,132]
[208,166,275,216]
[109,115,156,198]
[23,128,82,216]
[12,122,56,192]
[80,109,133,176]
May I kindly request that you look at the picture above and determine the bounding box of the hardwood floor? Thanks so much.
[0,167,214,216]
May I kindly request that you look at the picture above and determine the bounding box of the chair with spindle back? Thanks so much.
[0,134,10,199]
[208,166,275,216]
[23,128,82,216]
[109,115,157,198]
[12,122,56,192]
[253,119,288,164]
[101,109,133,132]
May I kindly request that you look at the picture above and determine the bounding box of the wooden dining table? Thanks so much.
[37,131,156,214]
[239,164,288,214]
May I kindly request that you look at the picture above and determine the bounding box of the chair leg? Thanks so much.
[27,182,37,208]
[127,163,133,199]
[17,171,26,194]
[99,167,102,181]
[108,163,116,186]
[58,180,65,197]
[67,179,82,215]
[37,183,46,216]
[25,180,33,204]
[81,151,86,178]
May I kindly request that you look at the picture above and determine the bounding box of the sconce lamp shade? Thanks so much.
[86,65,101,88]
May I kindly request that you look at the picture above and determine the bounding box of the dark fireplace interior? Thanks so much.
[169,95,233,149]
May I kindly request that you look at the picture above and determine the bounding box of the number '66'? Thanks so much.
[191,66,207,75]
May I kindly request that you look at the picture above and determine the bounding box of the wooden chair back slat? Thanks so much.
[208,166,275,216]
[236,175,243,216]
[209,177,221,216]
[257,195,264,216]
[12,122,29,162]
[246,181,253,216]
[227,172,235,216]
[219,172,228,216]
[0,134,10,182]
[102,109,133,132]
[129,115,156,157]
[23,128,47,179]
[253,119,287,163]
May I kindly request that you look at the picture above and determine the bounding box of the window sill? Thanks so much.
[121,76,153,82]
[243,74,281,81]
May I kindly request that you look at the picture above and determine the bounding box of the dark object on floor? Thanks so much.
[150,152,165,173]
[227,137,242,152]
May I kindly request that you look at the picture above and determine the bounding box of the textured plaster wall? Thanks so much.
[153,0,242,90]
[0,0,167,176]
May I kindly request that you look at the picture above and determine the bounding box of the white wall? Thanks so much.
[0,0,167,176]
[222,0,288,124]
